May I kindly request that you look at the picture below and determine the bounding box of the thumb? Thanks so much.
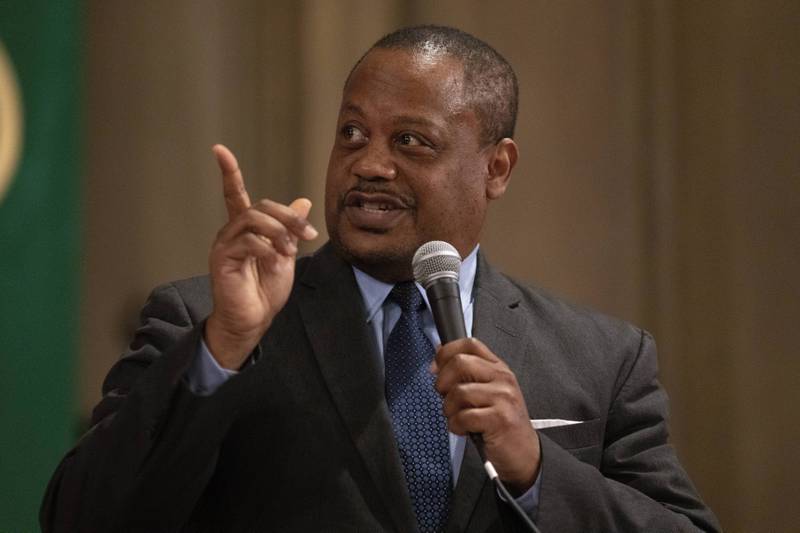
[288,198,318,240]
[289,197,313,219]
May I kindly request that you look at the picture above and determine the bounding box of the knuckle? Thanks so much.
[446,384,464,406]
[497,405,516,428]
[465,337,482,351]
[497,384,515,403]
[452,382,472,402]
[462,409,481,429]
[284,208,302,224]
[495,366,516,385]
[244,232,261,246]
[223,182,246,199]
[452,352,469,366]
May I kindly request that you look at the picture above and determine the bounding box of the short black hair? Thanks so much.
[358,25,519,145]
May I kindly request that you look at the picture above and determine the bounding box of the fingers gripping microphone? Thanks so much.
[412,241,541,533]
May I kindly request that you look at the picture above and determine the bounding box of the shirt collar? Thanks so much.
[353,245,479,324]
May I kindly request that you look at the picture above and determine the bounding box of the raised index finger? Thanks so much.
[213,144,251,220]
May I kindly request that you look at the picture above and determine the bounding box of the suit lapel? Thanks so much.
[296,245,418,532]
[448,252,530,531]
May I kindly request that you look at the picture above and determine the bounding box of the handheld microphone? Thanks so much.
[412,241,487,456]
[412,241,541,533]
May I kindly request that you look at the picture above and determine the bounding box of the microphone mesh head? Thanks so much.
[412,241,462,288]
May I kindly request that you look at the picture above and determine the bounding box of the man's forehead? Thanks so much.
[349,48,463,91]
[342,48,470,120]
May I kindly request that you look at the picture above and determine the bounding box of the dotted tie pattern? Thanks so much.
[384,282,452,533]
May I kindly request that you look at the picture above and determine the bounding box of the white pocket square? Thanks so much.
[530,419,584,430]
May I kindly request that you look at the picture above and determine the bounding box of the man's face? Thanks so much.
[325,48,496,282]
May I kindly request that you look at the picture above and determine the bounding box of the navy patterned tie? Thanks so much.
[384,282,452,533]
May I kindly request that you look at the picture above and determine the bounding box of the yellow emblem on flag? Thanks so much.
[0,40,23,204]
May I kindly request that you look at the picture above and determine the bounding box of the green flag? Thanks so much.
[0,3,81,531]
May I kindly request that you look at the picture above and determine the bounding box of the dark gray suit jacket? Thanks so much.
[42,243,720,532]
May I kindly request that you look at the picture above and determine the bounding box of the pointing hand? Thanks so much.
[204,144,318,369]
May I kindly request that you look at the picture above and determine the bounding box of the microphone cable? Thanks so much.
[472,433,542,533]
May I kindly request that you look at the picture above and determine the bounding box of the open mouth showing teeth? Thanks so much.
[360,202,395,212]
[343,191,409,229]
[345,190,409,212]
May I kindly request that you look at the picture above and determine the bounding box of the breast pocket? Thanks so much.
[537,417,605,467]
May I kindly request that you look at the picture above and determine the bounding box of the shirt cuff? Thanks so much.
[183,337,238,396]
[497,468,542,518]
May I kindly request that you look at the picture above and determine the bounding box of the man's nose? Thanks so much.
[352,140,397,181]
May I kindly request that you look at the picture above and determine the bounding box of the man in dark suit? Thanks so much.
[42,26,720,532]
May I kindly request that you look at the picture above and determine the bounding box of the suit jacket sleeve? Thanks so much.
[40,281,240,532]
[534,330,720,532]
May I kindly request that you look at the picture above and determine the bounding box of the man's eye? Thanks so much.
[397,133,423,146]
[341,125,367,143]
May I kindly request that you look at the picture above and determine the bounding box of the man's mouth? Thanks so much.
[343,191,412,230]
[360,201,396,212]
[344,190,410,210]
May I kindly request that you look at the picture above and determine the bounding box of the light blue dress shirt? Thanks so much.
[185,245,539,515]
[351,248,476,488]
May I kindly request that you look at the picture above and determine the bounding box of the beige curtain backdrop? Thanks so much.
[83,1,799,531]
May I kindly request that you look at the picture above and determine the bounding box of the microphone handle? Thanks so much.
[425,278,467,343]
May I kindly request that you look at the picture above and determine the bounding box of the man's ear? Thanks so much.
[486,138,518,200]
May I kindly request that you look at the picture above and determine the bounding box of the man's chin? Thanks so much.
[329,232,417,283]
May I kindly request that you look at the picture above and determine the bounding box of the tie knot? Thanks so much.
[389,281,424,312]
